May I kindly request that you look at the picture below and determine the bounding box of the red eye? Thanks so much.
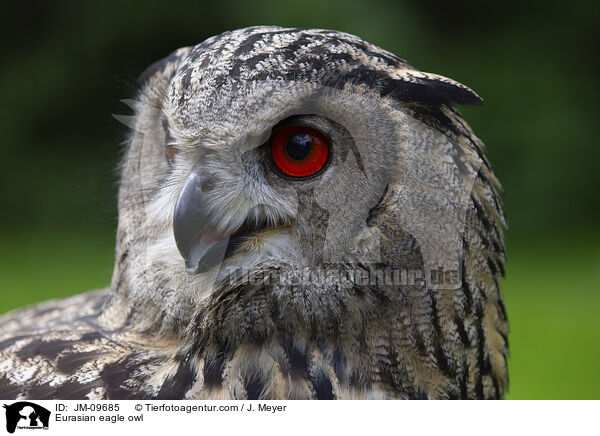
[269,125,330,178]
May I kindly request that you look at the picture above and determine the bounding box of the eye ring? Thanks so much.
[268,125,331,179]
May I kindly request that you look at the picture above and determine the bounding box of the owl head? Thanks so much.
[108,26,505,362]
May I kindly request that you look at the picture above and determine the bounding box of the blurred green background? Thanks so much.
[1,0,598,399]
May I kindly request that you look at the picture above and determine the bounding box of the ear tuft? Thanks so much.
[392,70,483,106]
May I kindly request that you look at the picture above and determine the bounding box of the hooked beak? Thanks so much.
[173,161,272,274]
[173,162,233,274]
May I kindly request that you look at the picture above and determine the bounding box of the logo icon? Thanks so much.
[3,402,50,434]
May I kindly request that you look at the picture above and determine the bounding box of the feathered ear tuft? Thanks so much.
[333,66,482,107]
[391,69,483,106]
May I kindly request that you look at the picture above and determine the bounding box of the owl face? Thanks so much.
[116,26,488,326]
[166,81,397,267]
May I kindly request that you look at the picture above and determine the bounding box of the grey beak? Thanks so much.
[173,162,230,274]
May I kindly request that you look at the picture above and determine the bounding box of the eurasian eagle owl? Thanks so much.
[0,26,508,400]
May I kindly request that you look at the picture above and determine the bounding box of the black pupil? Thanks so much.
[286,134,312,160]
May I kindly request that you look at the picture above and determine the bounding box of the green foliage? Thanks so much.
[502,234,600,399]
